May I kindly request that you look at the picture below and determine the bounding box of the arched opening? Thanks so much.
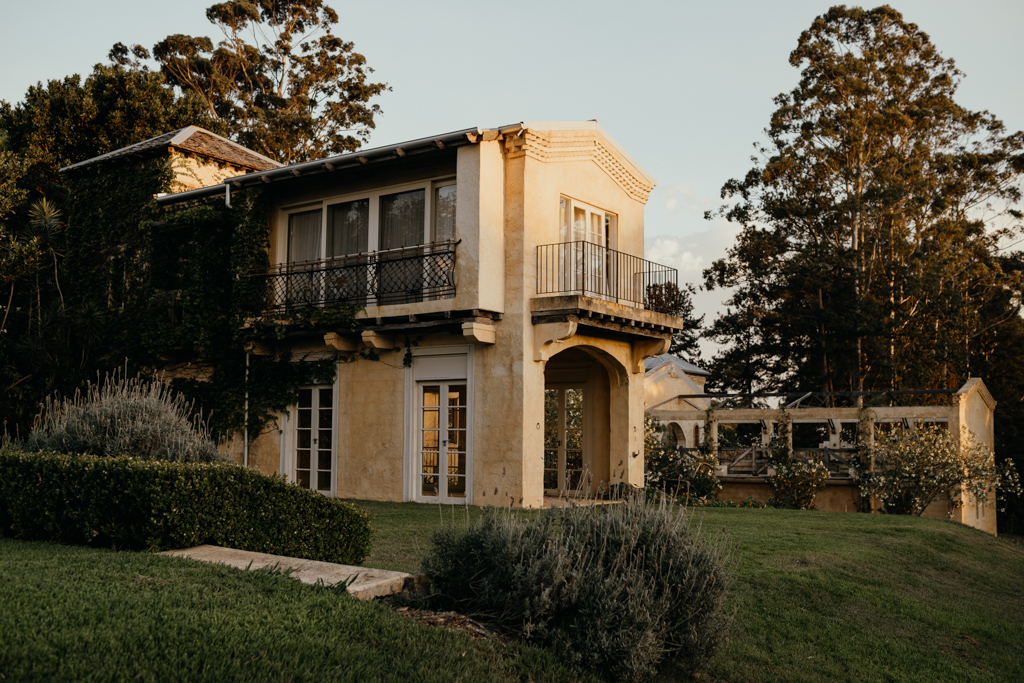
[663,422,685,448]
[543,346,618,498]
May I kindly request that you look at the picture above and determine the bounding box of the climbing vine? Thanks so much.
[4,158,362,441]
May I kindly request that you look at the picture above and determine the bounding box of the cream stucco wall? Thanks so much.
[168,151,255,193]
[251,123,664,508]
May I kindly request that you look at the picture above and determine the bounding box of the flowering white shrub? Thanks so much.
[851,425,1018,516]
[766,459,831,509]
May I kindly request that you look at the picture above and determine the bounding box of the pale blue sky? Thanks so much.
[2,0,1021,353]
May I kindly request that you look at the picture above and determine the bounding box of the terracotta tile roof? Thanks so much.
[175,129,280,171]
[60,126,281,173]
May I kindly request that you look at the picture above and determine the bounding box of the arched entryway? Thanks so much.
[543,347,618,498]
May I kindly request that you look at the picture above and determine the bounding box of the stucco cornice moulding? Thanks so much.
[505,129,656,203]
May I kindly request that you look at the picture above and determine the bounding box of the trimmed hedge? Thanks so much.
[0,447,371,564]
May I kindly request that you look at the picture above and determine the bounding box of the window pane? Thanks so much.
[448,476,466,497]
[288,210,322,263]
[318,450,331,471]
[317,471,331,492]
[380,189,425,250]
[422,450,438,472]
[318,429,331,448]
[327,199,369,256]
[573,206,587,242]
[589,212,603,246]
[544,389,559,450]
[559,197,570,243]
[448,408,466,430]
[433,185,457,242]
[447,429,464,453]
[423,386,440,407]
[298,409,311,429]
[318,388,333,408]
[421,475,438,497]
[297,471,311,488]
[297,450,310,469]
[298,389,312,408]
[318,409,332,429]
[297,430,311,449]
[447,385,466,408]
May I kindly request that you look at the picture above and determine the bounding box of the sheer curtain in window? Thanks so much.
[327,199,370,303]
[286,209,323,308]
[432,185,456,242]
[379,189,425,304]
[288,209,322,264]
[380,189,425,250]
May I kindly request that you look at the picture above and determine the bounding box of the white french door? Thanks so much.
[544,384,587,496]
[417,382,469,502]
[293,386,334,494]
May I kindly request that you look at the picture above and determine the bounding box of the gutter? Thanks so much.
[156,126,483,208]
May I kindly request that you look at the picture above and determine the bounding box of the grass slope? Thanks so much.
[0,538,594,683]
[354,501,1024,683]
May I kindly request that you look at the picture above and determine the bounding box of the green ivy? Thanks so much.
[40,160,361,440]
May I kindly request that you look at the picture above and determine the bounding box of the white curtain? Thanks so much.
[328,199,369,256]
[380,189,425,250]
[433,185,456,242]
[288,209,322,264]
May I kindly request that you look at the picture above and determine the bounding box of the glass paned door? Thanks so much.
[543,385,586,496]
[419,382,468,502]
[294,387,334,494]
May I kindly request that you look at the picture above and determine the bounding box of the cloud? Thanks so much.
[658,180,715,215]
[645,218,743,361]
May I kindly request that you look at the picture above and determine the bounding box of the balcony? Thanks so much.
[533,242,684,339]
[536,241,680,314]
[249,240,457,314]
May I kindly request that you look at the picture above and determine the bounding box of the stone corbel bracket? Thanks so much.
[631,338,670,374]
[361,330,395,350]
[534,321,578,362]
[323,332,360,353]
[462,322,496,344]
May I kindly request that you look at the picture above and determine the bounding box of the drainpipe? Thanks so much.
[243,352,249,467]
[225,182,232,208]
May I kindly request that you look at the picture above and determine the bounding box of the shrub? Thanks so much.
[850,424,1022,516]
[765,459,830,509]
[422,493,732,682]
[645,415,722,500]
[25,374,221,462]
[0,448,372,564]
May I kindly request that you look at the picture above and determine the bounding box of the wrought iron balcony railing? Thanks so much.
[536,241,680,314]
[250,240,457,313]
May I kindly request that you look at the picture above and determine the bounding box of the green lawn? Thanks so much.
[351,500,1024,683]
[0,538,594,683]
[4,504,1022,682]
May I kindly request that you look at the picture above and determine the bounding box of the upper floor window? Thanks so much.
[559,196,617,251]
[284,178,456,266]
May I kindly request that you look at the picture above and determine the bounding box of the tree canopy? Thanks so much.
[150,0,388,164]
[704,5,1024,396]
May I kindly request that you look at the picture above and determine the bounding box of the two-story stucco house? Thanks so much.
[156,121,686,507]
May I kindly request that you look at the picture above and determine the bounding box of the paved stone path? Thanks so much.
[160,545,421,600]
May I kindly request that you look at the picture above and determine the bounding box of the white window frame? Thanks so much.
[403,344,475,504]
[278,175,457,265]
[558,195,618,251]
[279,375,340,497]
